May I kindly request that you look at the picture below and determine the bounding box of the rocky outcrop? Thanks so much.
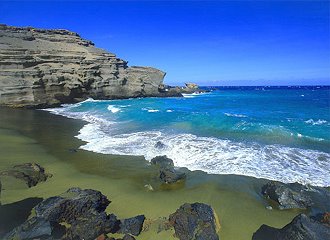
[169,202,220,240]
[180,82,207,94]
[150,156,186,184]
[261,181,313,210]
[185,83,199,89]
[64,212,118,240]
[3,188,149,240]
[0,24,181,108]
[34,187,110,223]
[0,163,52,188]
[150,155,174,169]
[4,217,53,240]
[252,213,330,240]
[117,215,145,236]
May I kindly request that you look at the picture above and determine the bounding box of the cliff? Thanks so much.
[0,24,181,108]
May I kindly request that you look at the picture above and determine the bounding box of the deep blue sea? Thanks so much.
[47,86,330,186]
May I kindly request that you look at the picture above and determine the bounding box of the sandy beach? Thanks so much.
[0,107,306,239]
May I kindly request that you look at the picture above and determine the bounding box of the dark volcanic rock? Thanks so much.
[0,163,52,188]
[154,141,167,149]
[0,197,43,237]
[151,155,186,184]
[34,187,110,224]
[252,213,330,240]
[169,202,220,240]
[3,217,52,240]
[3,188,147,239]
[261,181,313,209]
[150,155,174,169]
[65,212,119,240]
[160,168,186,184]
[118,215,145,236]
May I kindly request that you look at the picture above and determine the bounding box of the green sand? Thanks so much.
[0,108,301,239]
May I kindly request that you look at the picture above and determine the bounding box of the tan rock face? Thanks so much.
[0,24,170,108]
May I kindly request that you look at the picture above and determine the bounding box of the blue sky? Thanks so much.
[0,1,329,86]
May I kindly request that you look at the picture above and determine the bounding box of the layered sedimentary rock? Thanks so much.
[0,24,179,108]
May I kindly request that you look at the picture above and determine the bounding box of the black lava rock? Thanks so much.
[34,187,110,224]
[0,163,52,188]
[150,156,186,184]
[261,181,313,209]
[169,202,219,240]
[150,155,174,169]
[118,215,145,236]
[65,212,119,240]
[252,213,330,240]
[3,217,52,240]
[160,168,186,184]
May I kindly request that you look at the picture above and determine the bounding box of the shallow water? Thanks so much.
[46,86,330,186]
[0,107,308,239]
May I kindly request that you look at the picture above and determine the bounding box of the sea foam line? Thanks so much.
[75,121,330,187]
[45,102,330,187]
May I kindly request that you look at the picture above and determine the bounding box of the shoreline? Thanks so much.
[0,107,328,239]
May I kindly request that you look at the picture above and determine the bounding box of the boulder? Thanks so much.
[0,163,52,188]
[160,168,186,184]
[150,155,174,169]
[150,156,186,184]
[169,202,220,240]
[252,213,330,240]
[261,181,313,209]
[3,188,147,239]
[65,212,119,240]
[3,217,52,240]
[34,187,110,224]
[154,141,167,149]
[118,215,145,236]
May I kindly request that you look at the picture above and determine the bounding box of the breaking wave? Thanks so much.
[73,118,330,187]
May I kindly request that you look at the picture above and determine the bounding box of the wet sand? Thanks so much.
[0,107,304,239]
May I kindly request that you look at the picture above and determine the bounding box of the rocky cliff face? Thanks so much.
[0,24,179,108]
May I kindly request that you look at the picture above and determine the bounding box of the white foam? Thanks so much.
[182,93,196,98]
[75,122,330,187]
[166,110,174,112]
[224,113,247,118]
[305,119,328,125]
[142,108,160,112]
[107,105,121,113]
[45,102,330,187]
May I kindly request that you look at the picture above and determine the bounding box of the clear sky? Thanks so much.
[0,0,329,86]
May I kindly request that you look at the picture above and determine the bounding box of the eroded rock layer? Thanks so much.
[0,24,176,108]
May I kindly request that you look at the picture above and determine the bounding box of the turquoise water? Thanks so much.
[47,86,330,186]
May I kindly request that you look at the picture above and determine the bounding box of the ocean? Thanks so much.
[46,86,330,187]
